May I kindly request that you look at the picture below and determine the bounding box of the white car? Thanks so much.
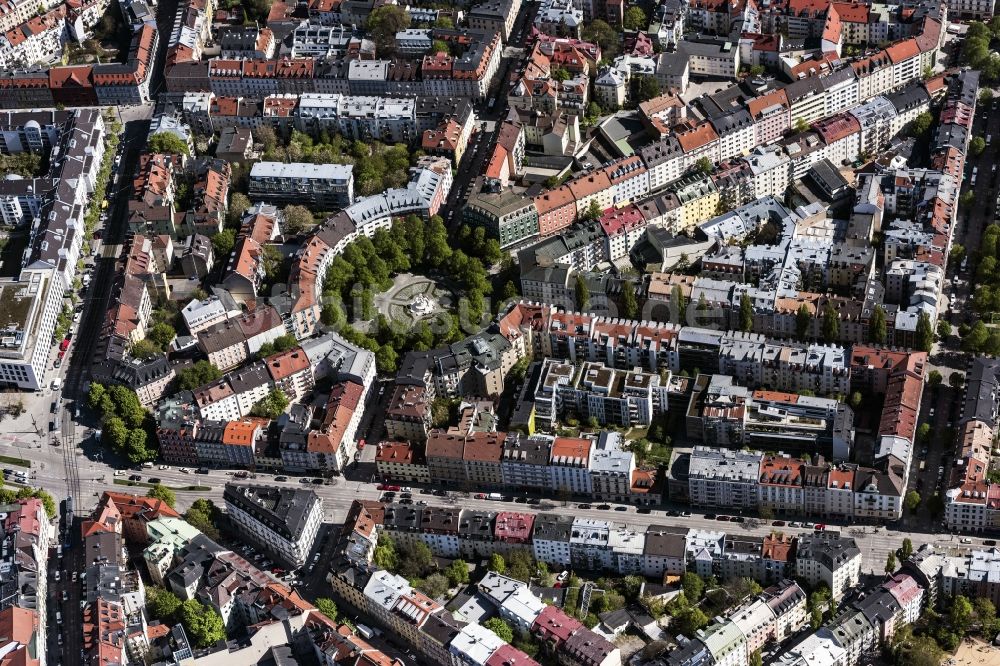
[113,470,125,477]
[159,465,169,470]
[179,468,190,473]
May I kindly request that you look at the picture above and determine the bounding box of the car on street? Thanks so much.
[311,478,324,484]
[376,484,400,491]
[637,507,651,514]
[128,474,141,481]
[475,493,487,499]
[705,514,717,520]
[179,468,190,473]
[275,476,287,482]
[597,504,611,510]
[147,478,161,484]
[578,503,592,509]
[772,520,786,527]
[113,470,125,477]
[614,506,628,511]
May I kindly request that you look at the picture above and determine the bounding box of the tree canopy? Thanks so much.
[179,599,226,648]
[148,132,190,156]
[147,484,176,508]
[250,388,289,419]
[176,361,223,391]
[623,6,647,30]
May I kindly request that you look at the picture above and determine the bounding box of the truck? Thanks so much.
[356,624,381,640]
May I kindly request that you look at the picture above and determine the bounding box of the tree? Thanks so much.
[675,606,709,635]
[739,292,753,332]
[147,484,176,508]
[148,132,190,156]
[130,339,160,360]
[583,198,602,221]
[821,301,839,343]
[971,136,987,157]
[250,388,289,419]
[185,499,220,540]
[915,311,934,352]
[811,606,824,630]
[926,493,945,518]
[488,553,506,574]
[981,89,995,104]
[227,192,252,227]
[211,228,236,257]
[695,156,713,175]
[796,304,812,341]
[431,39,449,54]
[373,535,398,571]
[904,490,921,512]
[581,20,620,60]
[901,538,913,560]
[974,597,997,636]
[147,586,181,622]
[949,243,965,269]
[551,68,572,82]
[681,572,704,601]
[960,190,976,208]
[869,305,887,343]
[849,391,862,408]
[315,598,338,623]
[366,5,408,53]
[885,551,897,574]
[637,75,661,102]
[147,322,176,349]
[446,560,469,587]
[179,599,226,648]
[483,617,514,643]
[575,275,590,310]
[622,282,638,319]
[398,541,434,578]
[928,370,943,387]
[910,112,933,137]
[950,595,974,635]
[749,65,766,76]
[176,361,222,390]
[750,649,763,666]
[950,372,965,389]
[623,6,647,29]
[418,573,450,599]
[794,117,809,133]
[283,205,315,236]
[917,423,931,444]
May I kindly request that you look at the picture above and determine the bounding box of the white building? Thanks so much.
[222,483,323,568]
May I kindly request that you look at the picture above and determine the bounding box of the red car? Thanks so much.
[814,524,826,531]
[377,484,400,491]
[58,350,65,359]
[357,439,366,450]
[475,493,487,499]
[59,339,70,352]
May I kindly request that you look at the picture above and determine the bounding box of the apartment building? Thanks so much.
[223,483,323,568]
[249,161,354,208]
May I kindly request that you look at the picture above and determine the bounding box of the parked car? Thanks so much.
[275,476,287,482]
[578,503,592,510]
[147,478,161,484]
[128,474,141,481]
[772,520,786,527]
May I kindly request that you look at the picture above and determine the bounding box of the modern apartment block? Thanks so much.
[249,161,354,208]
